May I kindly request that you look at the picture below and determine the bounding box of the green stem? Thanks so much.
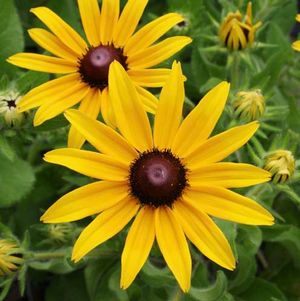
[28,251,66,261]
[230,52,240,90]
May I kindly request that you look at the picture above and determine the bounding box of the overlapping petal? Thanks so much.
[41,181,128,223]
[72,197,139,262]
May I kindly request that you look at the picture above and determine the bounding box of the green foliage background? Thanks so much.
[0,0,300,300]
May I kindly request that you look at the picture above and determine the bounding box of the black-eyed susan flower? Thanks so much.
[0,239,23,276]
[219,2,262,50]
[0,91,24,126]
[41,61,273,292]
[233,89,265,121]
[7,0,191,148]
[264,150,295,184]
[292,15,300,51]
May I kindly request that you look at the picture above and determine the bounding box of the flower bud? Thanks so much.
[47,223,74,244]
[0,239,23,276]
[0,91,24,126]
[264,150,295,184]
[233,89,265,121]
[219,2,262,50]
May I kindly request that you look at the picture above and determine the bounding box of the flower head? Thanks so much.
[233,89,265,121]
[7,0,192,148]
[264,150,295,184]
[0,239,23,276]
[41,62,273,292]
[0,91,24,126]
[292,15,300,51]
[219,2,262,50]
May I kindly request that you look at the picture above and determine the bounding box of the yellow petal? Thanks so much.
[113,0,148,47]
[100,0,119,45]
[155,207,191,292]
[109,61,153,152]
[172,82,230,157]
[72,196,139,262]
[28,28,78,62]
[135,85,158,114]
[186,122,259,169]
[68,89,102,149]
[121,207,155,289]
[127,36,192,69]
[127,68,171,88]
[100,87,117,128]
[292,40,300,52]
[154,62,184,149]
[33,85,89,126]
[173,201,235,270]
[78,0,101,46]
[65,109,138,164]
[189,162,271,188]
[296,14,300,23]
[41,181,128,223]
[125,13,184,56]
[44,148,128,181]
[30,7,87,56]
[183,186,274,225]
[17,74,82,112]
[7,53,77,73]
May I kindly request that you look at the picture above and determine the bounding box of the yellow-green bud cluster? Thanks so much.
[264,150,295,184]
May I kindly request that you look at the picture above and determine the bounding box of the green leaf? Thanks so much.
[0,0,24,76]
[188,271,228,301]
[0,135,15,161]
[239,278,288,301]
[0,153,35,207]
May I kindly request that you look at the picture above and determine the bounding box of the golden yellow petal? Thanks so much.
[172,82,230,156]
[100,0,119,45]
[17,74,82,112]
[292,40,300,52]
[154,62,184,149]
[44,148,128,181]
[68,89,102,149]
[78,0,101,46]
[7,53,77,73]
[109,61,153,152]
[28,28,78,62]
[41,181,128,223]
[189,162,271,188]
[30,7,87,56]
[113,0,148,47]
[173,201,236,270]
[186,122,259,169]
[135,85,158,114]
[72,196,139,262]
[33,85,89,126]
[127,68,171,88]
[155,206,191,292]
[65,109,138,165]
[183,186,274,225]
[121,207,155,289]
[127,36,192,69]
[124,13,184,56]
[100,88,117,128]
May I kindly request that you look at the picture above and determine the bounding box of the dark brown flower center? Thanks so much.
[129,149,188,208]
[6,100,16,108]
[79,45,127,90]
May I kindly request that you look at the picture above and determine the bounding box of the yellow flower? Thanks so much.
[233,89,265,121]
[0,239,23,276]
[0,91,24,126]
[7,0,192,148]
[219,2,262,50]
[292,15,300,51]
[41,61,273,292]
[264,150,295,184]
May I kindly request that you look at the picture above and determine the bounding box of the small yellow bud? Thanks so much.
[0,239,23,276]
[0,91,24,127]
[48,223,74,244]
[219,2,262,50]
[233,89,265,121]
[264,150,295,184]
